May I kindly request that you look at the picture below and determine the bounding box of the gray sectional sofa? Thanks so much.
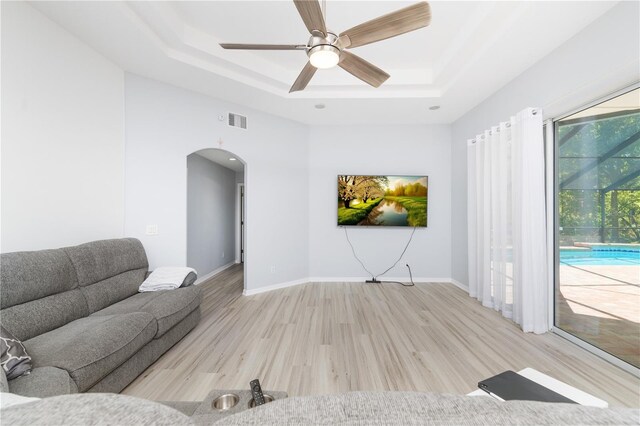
[0,238,201,397]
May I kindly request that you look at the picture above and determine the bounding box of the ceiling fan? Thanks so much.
[220,0,431,93]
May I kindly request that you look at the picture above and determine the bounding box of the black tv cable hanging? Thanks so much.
[343,226,417,287]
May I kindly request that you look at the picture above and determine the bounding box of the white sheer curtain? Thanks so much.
[467,108,549,334]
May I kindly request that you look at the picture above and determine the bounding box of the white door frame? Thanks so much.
[547,83,640,377]
[236,183,245,264]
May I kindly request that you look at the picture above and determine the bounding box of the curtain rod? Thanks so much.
[468,108,539,144]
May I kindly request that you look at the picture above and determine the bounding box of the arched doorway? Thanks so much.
[186,148,246,291]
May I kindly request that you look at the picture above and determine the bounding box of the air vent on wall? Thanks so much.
[228,112,248,130]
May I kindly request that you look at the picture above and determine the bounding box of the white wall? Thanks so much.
[187,153,237,277]
[124,75,309,291]
[450,1,640,286]
[308,125,452,281]
[1,2,125,252]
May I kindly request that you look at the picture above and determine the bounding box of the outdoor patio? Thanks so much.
[556,262,640,367]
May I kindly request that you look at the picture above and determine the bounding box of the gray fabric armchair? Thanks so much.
[0,238,201,397]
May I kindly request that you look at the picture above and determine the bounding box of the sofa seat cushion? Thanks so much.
[9,366,78,397]
[91,286,201,338]
[23,313,157,392]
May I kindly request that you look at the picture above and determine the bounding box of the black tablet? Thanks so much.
[478,370,578,404]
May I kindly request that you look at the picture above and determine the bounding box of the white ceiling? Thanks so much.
[30,1,619,125]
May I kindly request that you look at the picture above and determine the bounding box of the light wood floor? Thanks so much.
[122,264,640,407]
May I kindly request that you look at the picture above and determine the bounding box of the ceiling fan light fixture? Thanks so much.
[221,1,432,92]
[308,45,340,69]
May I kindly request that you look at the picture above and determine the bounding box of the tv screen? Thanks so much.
[337,175,428,227]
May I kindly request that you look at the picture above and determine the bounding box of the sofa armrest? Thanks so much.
[0,366,8,392]
[9,367,78,398]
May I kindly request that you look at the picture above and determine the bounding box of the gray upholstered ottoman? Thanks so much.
[163,389,288,424]
[3,391,638,425]
[1,393,192,425]
[216,391,640,425]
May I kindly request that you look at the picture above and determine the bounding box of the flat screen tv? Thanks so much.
[337,175,428,227]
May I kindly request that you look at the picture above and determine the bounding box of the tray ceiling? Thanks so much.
[30,1,618,124]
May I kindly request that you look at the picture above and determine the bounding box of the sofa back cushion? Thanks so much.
[1,249,78,309]
[1,238,149,340]
[0,249,88,341]
[64,239,148,313]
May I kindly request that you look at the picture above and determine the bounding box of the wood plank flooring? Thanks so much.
[121,264,640,407]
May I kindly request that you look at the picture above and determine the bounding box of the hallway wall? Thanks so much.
[187,153,237,277]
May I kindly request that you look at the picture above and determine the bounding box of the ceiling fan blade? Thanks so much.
[339,2,431,49]
[220,43,307,50]
[293,0,327,34]
[289,61,317,93]
[338,51,390,88]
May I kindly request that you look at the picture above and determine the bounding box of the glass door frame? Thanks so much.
[547,82,640,378]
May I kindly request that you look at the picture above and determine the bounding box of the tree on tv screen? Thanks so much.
[338,175,388,208]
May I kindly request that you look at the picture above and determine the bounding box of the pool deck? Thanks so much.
[557,262,640,367]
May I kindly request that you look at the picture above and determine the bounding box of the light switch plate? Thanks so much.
[146,225,159,235]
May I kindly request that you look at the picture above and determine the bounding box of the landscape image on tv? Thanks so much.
[338,175,428,227]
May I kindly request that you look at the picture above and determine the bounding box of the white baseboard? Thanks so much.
[195,261,237,285]
[243,276,465,296]
[243,277,310,296]
[307,276,452,283]
[449,278,469,293]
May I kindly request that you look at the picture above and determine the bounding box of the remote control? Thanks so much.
[250,379,266,406]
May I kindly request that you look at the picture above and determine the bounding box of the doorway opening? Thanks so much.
[186,148,246,292]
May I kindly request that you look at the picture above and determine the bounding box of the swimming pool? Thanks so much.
[560,248,640,266]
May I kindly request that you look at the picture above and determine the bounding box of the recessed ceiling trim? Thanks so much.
[126,2,185,50]
[182,26,302,85]
[436,2,530,94]
[288,88,442,99]
[27,0,622,125]
[431,2,497,83]
[127,2,295,88]
[123,1,437,98]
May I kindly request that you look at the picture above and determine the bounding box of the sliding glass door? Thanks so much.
[554,87,640,369]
